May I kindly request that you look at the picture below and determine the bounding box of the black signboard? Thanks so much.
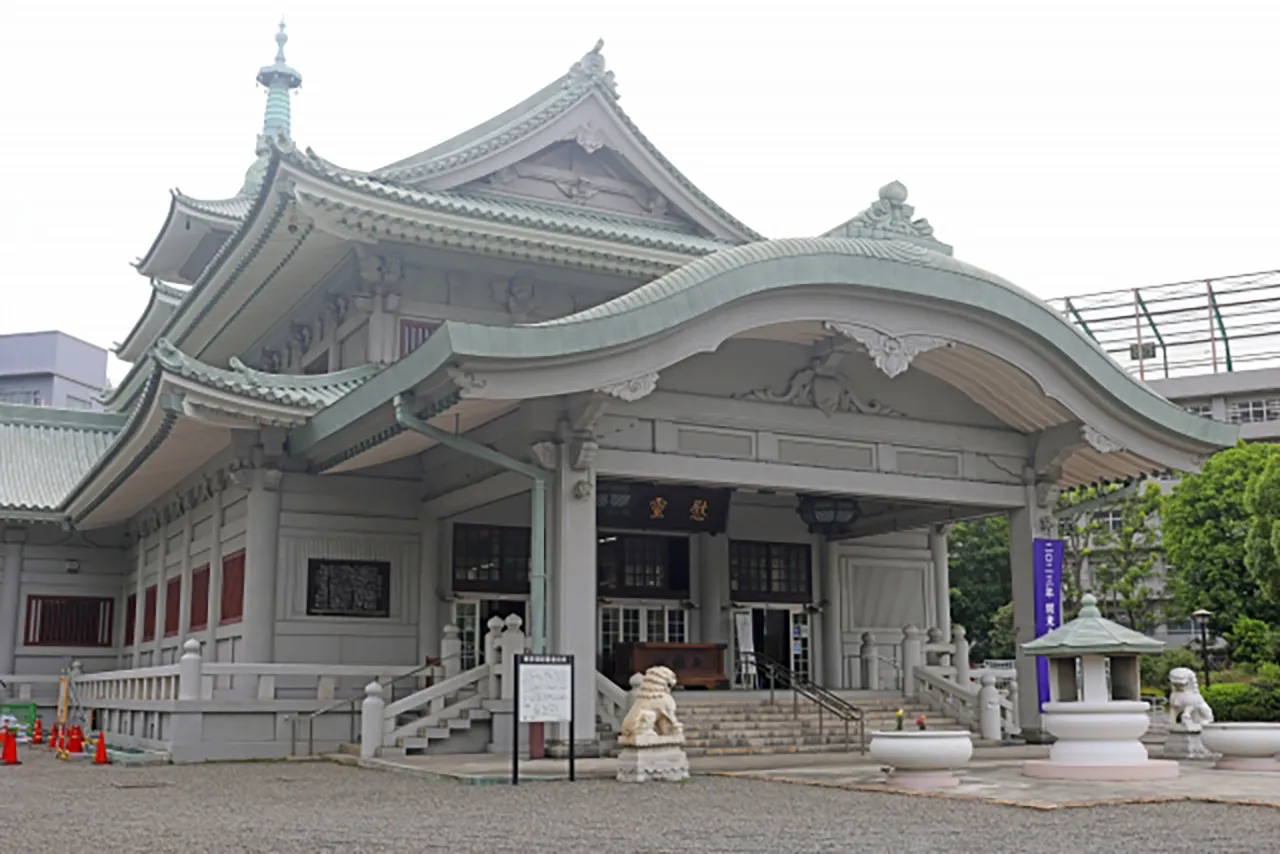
[595,480,733,534]
[306,559,391,618]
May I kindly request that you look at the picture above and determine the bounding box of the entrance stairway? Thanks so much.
[677,697,959,756]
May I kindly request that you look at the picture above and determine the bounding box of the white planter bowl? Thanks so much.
[869,731,973,789]
[1201,723,1280,771]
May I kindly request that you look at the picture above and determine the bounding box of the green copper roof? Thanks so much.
[373,41,761,243]
[287,143,734,256]
[1020,595,1165,657]
[152,339,380,408]
[0,405,124,512]
[173,191,253,221]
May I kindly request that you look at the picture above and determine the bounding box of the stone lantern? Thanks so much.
[1020,594,1178,781]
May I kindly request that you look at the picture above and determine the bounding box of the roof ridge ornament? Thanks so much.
[565,39,619,100]
[822,181,953,255]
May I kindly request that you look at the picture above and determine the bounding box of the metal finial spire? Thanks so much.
[241,20,303,195]
[275,20,289,62]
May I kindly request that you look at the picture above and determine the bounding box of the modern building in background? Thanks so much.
[0,331,109,410]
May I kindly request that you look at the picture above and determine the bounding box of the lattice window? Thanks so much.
[0,390,41,405]
[1182,402,1213,418]
[729,541,812,602]
[142,585,157,641]
[24,596,114,647]
[164,577,181,637]
[1228,398,1280,424]
[220,550,245,625]
[189,565,210,631]
[400,319,440,358]
[452,525,530,593]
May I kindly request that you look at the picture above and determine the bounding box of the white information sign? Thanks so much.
[517,657,573,724]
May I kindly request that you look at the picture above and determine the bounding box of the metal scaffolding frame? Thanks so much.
[1055,269,1280,380]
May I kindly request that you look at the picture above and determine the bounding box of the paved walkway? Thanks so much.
[5,747,1276,853]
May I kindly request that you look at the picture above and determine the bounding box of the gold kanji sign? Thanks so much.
[649,496,668,519]
[689,499,709,522]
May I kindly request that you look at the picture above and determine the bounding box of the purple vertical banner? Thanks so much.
[1031,538,1064,710]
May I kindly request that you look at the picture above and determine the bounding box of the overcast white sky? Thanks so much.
[1,1,1277,383]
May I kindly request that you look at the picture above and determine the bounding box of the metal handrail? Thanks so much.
[737,651,865,754]
[288,656,457,756]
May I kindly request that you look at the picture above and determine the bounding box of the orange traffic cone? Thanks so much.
[94,732,109,766]
[2,728,20,766]
[48,725,59,750]
[30,719,43,745]
[67,726,84,754]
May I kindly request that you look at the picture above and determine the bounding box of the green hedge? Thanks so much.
[1202,682,1280,722]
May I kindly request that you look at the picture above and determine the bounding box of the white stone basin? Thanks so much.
[869,731,973,774]
[1042,700,1151,741]
[1201,723,1280,771]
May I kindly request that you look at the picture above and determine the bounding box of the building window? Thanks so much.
[729,541,812,603]
[142,585,158,641]
[64,395,93,410]
[452,525,531,594]
[1228,399,1280,424]
[400,319,439,358]
[124,594,137,645]
[1182,402,1213,418]
[0,390,40,405]
[23,596,114,647]
[164,577,181,637]
[189,565,210,631]
[597,534,690,598]
[220,550,245,625]
[306,559,392,618]
[1094,509,1123,534]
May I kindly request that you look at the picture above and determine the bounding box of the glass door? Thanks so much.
[453,598,528,670]
[598,604,689,677]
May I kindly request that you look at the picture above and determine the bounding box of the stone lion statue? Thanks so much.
[619,666,684,746]
[1168,666,1214,732]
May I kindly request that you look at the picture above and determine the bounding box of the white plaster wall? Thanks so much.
[10,531,127,677]
[272,472,422,669]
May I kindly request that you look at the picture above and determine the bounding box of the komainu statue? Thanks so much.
[619,666,684,747]
[1167,667,1215,732]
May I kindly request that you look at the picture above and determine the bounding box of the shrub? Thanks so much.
[1226,615,1278,666]
[1203,682,1280,722]
[1139,648,1203,691]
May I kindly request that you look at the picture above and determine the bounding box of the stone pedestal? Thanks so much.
[616,745,690,783]
[1163,726,1217,761]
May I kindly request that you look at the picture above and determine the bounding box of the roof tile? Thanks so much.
[0,406,122,511]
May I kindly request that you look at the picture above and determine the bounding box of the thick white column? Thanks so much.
[177,515,194,643]
[204,496,225,654]
[822,541,844,689]
[700,534,729,646]
[417,510,441,663]
[1009,480,1057,743]
[552,447,596,746]
[239,468,283,663]
[930,525,952,640]
[0,531,26,676]
[152,527,169,660]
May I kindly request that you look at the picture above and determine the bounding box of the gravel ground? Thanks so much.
[3,750,1270,853]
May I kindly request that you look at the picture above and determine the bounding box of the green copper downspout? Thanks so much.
[1206,283,1233,372]
[393,394,548,653]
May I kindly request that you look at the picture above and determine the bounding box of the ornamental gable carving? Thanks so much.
[462,141,700,232]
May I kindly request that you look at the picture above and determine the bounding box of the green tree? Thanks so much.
[985,602,1016,659]
[1225,615,1277,666]
[1090,482,1164,634]
[947,515,1010,661]
[1245,454,1280,602]
[1163,443,1280,635]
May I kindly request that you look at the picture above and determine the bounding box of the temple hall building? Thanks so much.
[0,27,1238,760]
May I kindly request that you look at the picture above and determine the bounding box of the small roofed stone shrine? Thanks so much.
[1020,594,1177,781]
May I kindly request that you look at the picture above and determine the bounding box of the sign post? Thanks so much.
[1031,538,1064,711]
[512,653,575,786]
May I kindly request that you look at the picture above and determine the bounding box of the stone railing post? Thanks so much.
[498,615,526,701]
[859,633,879,691]
[178,639,202,701]
[901,625,925,698]
[360,682,385,759]
[1007,681,1020,733]
[925,627,943,667]
[978,673,1002,740]
[628,672,644,706]
[441,624,461,680]
[483,616,504,698]
[952,626,971,686]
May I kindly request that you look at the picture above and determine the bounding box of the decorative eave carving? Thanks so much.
[447,366,487,398]
[1035,481,1061,510]
[1081,424,1124,455]
[570,436,598,471]
[735,351,902,417]
[356,248,404,287]
[824,322,952,379]
[529,441,558,470]
[565,39,618,99]
[594,372,659,402]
